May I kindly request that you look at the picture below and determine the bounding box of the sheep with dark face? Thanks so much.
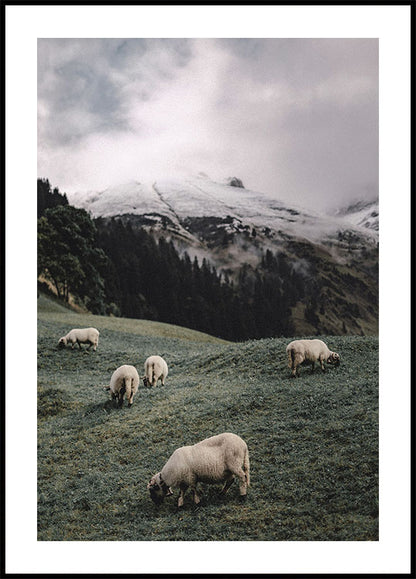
[147,433,250,508]
[109,365,139,408]
[58,328,99,351]
[286,339,340,377]
[143,355,168,388]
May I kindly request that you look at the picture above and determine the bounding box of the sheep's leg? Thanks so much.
[319,357,325,371]
[288,351,297,377]
[234,467,248,496]
[294,354,304,377]
[311,361,315,373]
[191,487,201,505]
[118,386,125,408]
[77,341,82,350]
[178,484,188,508]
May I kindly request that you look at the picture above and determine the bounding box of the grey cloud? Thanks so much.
[38,38,194,145]
[37,38,378,212]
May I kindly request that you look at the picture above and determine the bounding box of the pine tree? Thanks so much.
[38,205,107,312]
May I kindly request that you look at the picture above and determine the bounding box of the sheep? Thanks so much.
[109,364,140,408]
[286,338,340,377]
[58,327,99,351]
[147,432,250,508]
[143,355,168,388]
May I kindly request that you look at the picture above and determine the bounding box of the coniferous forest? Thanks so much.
[37,178,325,341]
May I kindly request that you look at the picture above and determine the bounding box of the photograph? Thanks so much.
[5,3,411,576]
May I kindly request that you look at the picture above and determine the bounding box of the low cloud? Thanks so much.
[38,38,378,211]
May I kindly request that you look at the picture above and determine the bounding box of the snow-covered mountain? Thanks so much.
[67,174,379,335]
[68,173,378,249]
[334,199,379,232]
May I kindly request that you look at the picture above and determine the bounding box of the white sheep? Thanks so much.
[147,432,250,508]
[58,327,99,351]
[143,355,168,388]
[286,338,340,377]
[109,364,140,408]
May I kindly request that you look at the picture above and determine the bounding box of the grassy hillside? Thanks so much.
[38,294,378,541]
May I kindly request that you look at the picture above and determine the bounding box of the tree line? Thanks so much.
[37,178,317,340]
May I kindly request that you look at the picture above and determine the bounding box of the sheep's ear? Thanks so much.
[166,487,173,496]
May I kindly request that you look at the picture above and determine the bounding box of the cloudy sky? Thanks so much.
[37,38,378,212]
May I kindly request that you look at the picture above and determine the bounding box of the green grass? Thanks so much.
[38,294,378,541]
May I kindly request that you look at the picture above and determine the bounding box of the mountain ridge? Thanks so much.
[67,175,378,336]
[67,175,378,242]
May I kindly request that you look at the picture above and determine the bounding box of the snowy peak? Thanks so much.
[334,198,379,232]
[225,176,245,188]
[67,175,378,245]
[68,180,175,220]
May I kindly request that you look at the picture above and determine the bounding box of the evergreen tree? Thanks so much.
[38,205,107,312]
[37,178,68,218]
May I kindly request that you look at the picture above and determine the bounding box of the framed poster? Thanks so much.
[4,3,412,575]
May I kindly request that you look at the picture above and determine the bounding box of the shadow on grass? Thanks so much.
[83,398,134,415]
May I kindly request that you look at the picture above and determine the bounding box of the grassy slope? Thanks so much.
[38,295,378,541]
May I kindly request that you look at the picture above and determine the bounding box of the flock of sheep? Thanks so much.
[58,326,340,509]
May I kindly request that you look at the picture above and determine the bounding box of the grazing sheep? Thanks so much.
[58,327,99,351]
[286,338,340,377]
[143,355,168,388]
[109,365,139,408]
[147,432,250,508]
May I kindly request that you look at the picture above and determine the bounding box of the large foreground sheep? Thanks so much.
[58,327,99,351]
[109,364,140,407]
[143,355,168,388]
[147,432,250,508]
[286,338,340,377]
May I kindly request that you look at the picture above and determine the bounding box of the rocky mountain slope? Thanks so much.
[333,198,379,232]
[68,175,378,336]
